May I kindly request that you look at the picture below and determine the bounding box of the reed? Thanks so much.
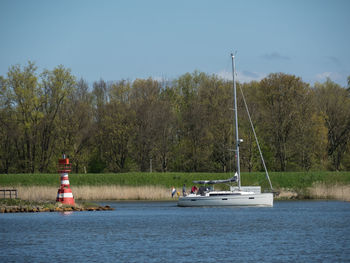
[276,189,299,199]
[17,186,57,201]
[10,184,350,201]
[73,185,172,200]
[16,185,174,201]
[308,182,350,201]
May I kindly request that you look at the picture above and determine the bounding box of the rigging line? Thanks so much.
[238,85,274,191]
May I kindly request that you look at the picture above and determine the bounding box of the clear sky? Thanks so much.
[0,0,349,86]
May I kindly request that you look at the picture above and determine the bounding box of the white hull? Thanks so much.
[177,193,273,207]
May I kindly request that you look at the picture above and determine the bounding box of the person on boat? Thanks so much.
[198,186,206,196]
[182,184,186,196]
[191,185,198,194]
[171,187,176,198]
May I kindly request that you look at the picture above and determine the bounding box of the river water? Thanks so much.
[1,201,350,263]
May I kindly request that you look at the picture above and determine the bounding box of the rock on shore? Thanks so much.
[0,204,114,213]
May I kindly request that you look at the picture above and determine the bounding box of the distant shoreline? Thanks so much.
[1,172,350,202]
[3,184,349,202]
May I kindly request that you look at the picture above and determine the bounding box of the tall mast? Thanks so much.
[231,53,241,189]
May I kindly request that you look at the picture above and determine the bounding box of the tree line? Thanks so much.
[0,62,349,173]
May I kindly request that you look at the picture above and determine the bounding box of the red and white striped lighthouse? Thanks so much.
[56,154,75,206]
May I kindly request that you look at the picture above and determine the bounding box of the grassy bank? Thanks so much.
[2,171,350,188]
[1,172,350,201]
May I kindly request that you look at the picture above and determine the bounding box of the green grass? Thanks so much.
[267,172,350,189]
[0,198,54,208]
[0,198,31,206]
[0,198,101,209]
[1,172,350,192]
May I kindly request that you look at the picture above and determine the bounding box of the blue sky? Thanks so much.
[0,0,349,86]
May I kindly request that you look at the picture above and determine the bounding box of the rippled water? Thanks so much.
[1,201,350,263]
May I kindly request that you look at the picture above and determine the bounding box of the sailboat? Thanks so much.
[177,54,274,207]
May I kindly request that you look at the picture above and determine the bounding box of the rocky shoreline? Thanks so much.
[0,205,114,213]
[0,198,115,213]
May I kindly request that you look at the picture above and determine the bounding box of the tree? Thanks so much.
[237,81,268,172]
[130,78,161,171]
[89,79,109,172]
[0,63,76,173]
[199,75,233,172]
[6,62,41,172]
[314,79,350,170]
[38,65,76,172]
[173,72,213,172]
[1,61,349,173]
[153,85,177,172]
[0,75,17,173]
[100,81,134,172]
[58,78,94,173]
[257,73,321,171]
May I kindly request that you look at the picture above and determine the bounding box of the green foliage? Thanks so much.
[0,198,27,206]
[0,62,76,173]
[257,73,318,171]
[1,63,350,173]
[314,79,350,170]
[88,153,106,173]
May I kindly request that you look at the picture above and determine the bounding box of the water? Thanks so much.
[1,201,350,263]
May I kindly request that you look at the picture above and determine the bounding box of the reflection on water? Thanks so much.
[1,201,350,263]
[60,211,73,216]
